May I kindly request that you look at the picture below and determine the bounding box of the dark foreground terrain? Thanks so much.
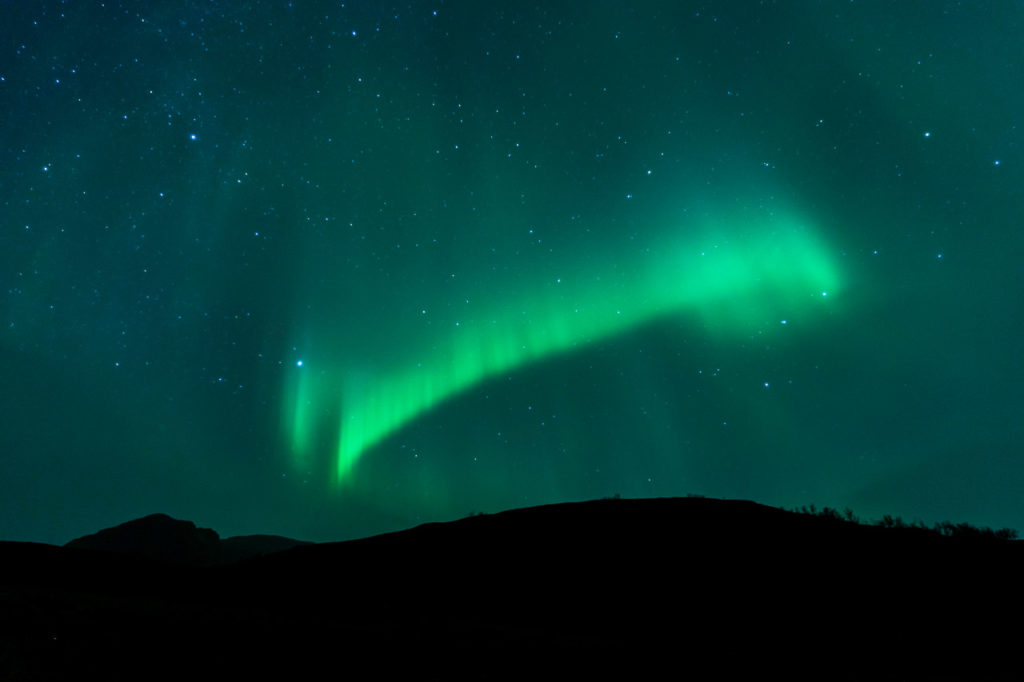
[2,497,1022,680]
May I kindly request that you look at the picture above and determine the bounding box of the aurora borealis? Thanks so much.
[2,1,1022,544]
[317,217,841,482]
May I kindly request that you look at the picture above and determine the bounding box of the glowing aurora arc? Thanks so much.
[284,211,843,484]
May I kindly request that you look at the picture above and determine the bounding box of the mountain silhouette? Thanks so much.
[63,513,312,565]
[3,497,1022,680]
[64,513,221,565]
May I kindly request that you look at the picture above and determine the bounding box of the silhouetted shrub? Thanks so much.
[875,514,907,529]
[995,527,1019,541]
[819,507,843,522]
[932,521,1020,541]
[794,509,1024,542]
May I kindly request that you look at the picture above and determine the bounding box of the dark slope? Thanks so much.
[218,534,313,564]
[3,497,1022,680]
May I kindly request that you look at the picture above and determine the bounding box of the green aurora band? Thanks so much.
[283,209,844,485]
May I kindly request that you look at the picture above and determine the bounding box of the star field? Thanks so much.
[1,1,1022,543]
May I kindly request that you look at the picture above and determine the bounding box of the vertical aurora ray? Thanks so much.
[281,363,317,466]
[288,210,844,484]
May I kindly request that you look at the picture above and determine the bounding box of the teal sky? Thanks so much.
[2,1,1022,543]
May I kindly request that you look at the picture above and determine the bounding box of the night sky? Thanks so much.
[3,1,1022,544]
